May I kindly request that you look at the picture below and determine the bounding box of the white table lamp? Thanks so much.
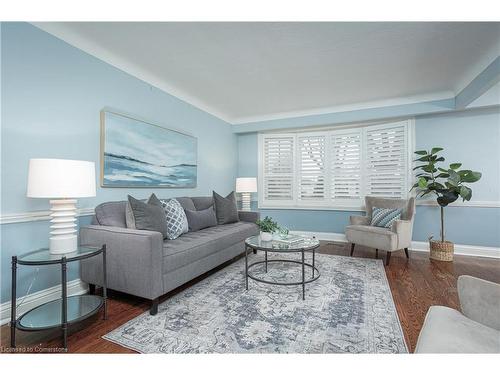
[236,177,257,211]
[27,159,96,254]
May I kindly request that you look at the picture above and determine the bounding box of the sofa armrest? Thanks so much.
[391,219,414,249]
[80,225,164,300]
[239,210,260,223]
[349,215,370,226]
[458,275,500,330]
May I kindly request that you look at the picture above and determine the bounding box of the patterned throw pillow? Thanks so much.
[370,207,403,228]
[160,199,189,240]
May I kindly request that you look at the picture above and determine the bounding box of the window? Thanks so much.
[258,120,414,210]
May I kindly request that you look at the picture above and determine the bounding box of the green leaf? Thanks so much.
[435,156,445,162]
[418,177,427,188]
[460,170,482,183]
[448,169,460,185]
[416,155,431,162]
[422,165,437,173]
[428,182,445,190]
[414,150,428,155]
[436,173,450,178]
[431,147,444,155]
[459,186,472,201]
[449,163,462,170]
[438,167,448,173]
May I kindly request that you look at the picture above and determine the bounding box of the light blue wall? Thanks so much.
[237,107,500,247]
[0,23,237,303]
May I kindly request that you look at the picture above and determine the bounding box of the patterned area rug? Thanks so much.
[103,253,407,353]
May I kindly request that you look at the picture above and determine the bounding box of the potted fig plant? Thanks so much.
[412,147,481,261]
[256,216,278,241]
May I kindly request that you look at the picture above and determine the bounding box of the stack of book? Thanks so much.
[273,234,304,246]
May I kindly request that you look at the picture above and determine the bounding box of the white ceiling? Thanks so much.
[35,22,500,124]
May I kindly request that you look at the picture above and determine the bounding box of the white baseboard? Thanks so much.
[290,231,500,259]
[0,279,88,326]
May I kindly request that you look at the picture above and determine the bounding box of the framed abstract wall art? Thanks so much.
[100,110,197,188]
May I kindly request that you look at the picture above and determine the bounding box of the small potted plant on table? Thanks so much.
[412,147,481,261]
[256,216,279,241]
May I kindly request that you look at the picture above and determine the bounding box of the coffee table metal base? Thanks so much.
[245,247,320,300]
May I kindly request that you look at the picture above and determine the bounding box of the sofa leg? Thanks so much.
[404,248,409,258]
[385,252,391,266]
[150,298,159,315]
[253,249,257,254]
[350,243,355,256]
[375,249,378,258]
[88,283,96,295]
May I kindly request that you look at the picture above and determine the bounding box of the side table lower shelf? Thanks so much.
[17,295,104,331]
[10,245,107,351]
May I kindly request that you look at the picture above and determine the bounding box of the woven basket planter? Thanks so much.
[429,240,454,261]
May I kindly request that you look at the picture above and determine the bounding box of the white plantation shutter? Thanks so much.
[365,123,408,198]
[297,134,326,201]
[330,130,362,202]
[262,135,295,201]
[258,120,413,208]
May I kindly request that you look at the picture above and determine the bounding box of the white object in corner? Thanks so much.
[236,177,257,211]
[27,158,96,254]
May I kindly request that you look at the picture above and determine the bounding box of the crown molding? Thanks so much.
[230,92,455,125]
[31,22,233,124]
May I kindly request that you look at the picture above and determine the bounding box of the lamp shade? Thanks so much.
[27,158,96,198]
[236,177,257,193]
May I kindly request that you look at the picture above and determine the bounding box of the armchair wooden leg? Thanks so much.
[350,243,355,256]
[88,283,96,295]
[385,252,391,266]
[404,248,409,258]
[150,298,159,315]
[375,249,378,258]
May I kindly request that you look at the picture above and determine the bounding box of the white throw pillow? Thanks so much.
[160,198,189,240]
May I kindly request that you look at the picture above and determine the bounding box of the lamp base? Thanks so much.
[49,199,78,255]
[240,192,251,211]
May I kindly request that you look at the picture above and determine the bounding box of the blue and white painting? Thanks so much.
[101,111,197,187]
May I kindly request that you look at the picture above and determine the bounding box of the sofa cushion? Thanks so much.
[191,196,214,210]
[163,221,259,272]
[345,224,397,251]
[174,197,196,211]
[128,195,169,239]
[213,191,239,225]
[94,201,127,227]
[126,194,161,229]
[415,306,500,353]
[184,206,217,231]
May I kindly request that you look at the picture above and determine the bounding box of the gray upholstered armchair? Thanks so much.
[345,196,415,265]
[415,275,500,353]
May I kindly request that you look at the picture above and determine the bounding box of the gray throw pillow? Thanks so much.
[184,206,217,231]
[127,195,168,238]
[213,191,239,225]
[125,193,162,229]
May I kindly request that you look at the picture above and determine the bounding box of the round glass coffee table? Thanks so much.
[244,235,320,300]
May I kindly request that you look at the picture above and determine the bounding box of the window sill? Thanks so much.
[258,204,365,212]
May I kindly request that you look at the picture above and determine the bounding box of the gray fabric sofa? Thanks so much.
[415,275,500,353]
[80,196,259,315]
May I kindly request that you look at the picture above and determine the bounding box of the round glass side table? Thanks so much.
[10,245,107,351]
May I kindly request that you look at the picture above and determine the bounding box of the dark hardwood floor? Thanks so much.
[2,242,499,353]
